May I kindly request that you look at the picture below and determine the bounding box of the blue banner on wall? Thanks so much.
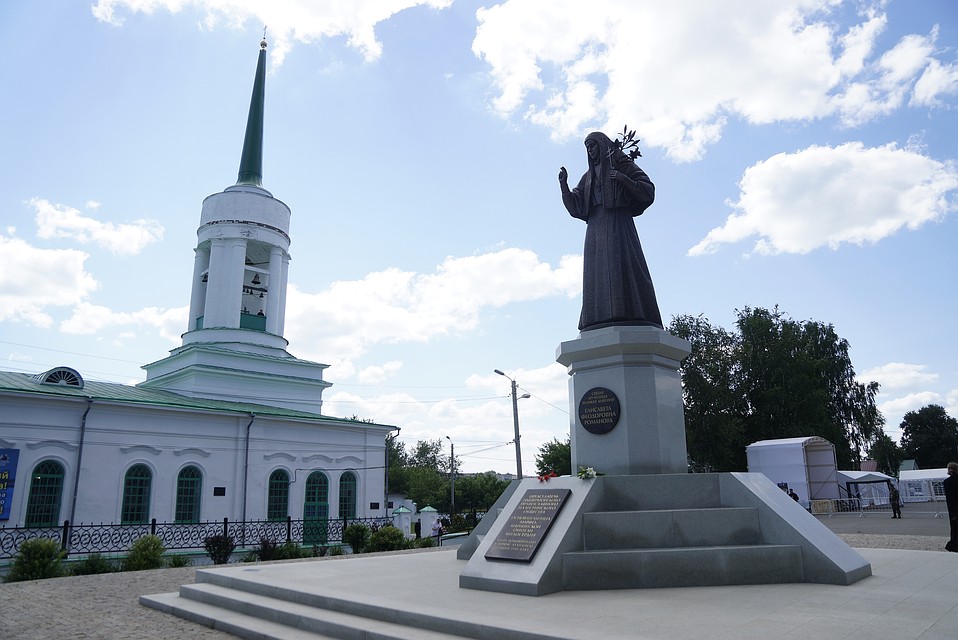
[0,449,20,521]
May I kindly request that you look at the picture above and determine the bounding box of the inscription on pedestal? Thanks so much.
[578,387,620,434]
[484,488,571,563]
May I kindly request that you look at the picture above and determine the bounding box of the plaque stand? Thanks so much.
[555,326,690,475]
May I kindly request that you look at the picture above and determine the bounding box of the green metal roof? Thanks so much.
[0,370,392,428]
[236,40,267,187]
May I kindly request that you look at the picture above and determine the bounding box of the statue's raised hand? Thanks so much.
[558,166,568,184]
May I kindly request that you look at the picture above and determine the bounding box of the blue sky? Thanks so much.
[2,0,956,474]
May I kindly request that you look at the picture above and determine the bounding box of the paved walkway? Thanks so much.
[1,518,953,639]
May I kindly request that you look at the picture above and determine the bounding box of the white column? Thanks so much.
[225,238,247,328]
[276,253,291,336]
[187,246,210,332]
[205,238,230,327]
[265,246,284,334]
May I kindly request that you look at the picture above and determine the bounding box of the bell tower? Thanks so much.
[140,39,331,414]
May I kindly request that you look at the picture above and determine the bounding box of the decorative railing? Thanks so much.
[0,516,392,560]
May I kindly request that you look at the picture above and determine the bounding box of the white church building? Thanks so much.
[0,40,396,535]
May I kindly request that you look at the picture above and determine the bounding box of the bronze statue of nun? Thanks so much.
[558,131,663,331]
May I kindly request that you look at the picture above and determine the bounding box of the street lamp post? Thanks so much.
[445,435,455,515]
[495,369,530,479]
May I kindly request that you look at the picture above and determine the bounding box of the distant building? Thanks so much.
[0,40,396,530]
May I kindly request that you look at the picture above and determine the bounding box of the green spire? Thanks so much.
[236,39,267,187]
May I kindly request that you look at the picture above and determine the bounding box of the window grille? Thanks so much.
[339,471,357,519]
[121,464,152,524]
[24,460,65,527]
[175,466,202,523]
[267,469,290,521]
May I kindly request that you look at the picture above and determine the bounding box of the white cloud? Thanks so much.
[0,234,98,327]
[357,361,403,384]
[859,362,938,391]
[912,58,958,107]
[879,391,943,426]
[284,248,581,367]
[471,0,952,161]
[91,0,453,65]
[31,198,164,256]
[688,141,958,255]
[59,302,187,345]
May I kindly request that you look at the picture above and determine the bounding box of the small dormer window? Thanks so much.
[34,367,84,388]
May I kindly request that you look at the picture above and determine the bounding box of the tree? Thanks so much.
[455,472,511,513]
[899,405,958,469]
[535,436,572,476]
[867,432,904,477]
[669,314,743,472]
[670,306,883,471]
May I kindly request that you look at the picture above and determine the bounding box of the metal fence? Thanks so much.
[0,516,393,560]
[809,497,945,518]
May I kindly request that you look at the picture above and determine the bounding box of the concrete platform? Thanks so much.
[142,546,958,640]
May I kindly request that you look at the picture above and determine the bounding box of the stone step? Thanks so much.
[142,583,462,640]
[562,544,804,590]
[582,507,761,550]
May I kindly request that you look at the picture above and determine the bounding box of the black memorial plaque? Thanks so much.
[578,386,620,434]
[484,488,572,563]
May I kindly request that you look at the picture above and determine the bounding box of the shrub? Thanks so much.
[368,524,407,552]
[328,544,345,556]
[70,553,116,576]
[122,535,166,571]
[166,554,192,568]
[409,536,436,549]
[342,523,371,554]
[276,542,304,560]
[253,537,280,561]
[203,534,236,565]
[5,538,66,582]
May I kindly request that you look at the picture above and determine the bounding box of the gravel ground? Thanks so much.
[0,534,951,639]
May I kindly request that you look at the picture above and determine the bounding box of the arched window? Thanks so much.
[303,471,329,546]
[121,464,152,524]
[339,471,357,519]
[175,466,202,523]
[24,460,65,527]
[267,469,289,521]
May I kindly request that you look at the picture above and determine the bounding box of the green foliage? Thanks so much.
[122,535,166,572]
[669,307,884,471]
[70,553,116,576]
[670,314,744,472]
[368,524,407,552]
[328,544,345,556]
[900,405,958,469]
[409,536,436,548]
[203,534,236,565]
[277,542,305,559]
[867,432,904,477]
[5,538,66,582]
[456,472,511,514]
[535,437,572,477]
[343,523,371,554]
[166,554,192,568]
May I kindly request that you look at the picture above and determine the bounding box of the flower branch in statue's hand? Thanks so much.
[609,124,642,163]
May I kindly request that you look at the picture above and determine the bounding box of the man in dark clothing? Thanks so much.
[889,485,902,518]
[944,462,958,552]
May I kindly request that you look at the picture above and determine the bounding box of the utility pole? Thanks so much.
[446,435,455,515]
[495,369,529,479]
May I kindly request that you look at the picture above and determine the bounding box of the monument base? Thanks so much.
[459,473,872,596]
[556,326,690,475]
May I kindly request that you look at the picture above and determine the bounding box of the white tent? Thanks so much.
[837,470,894,506]
[898,468,948,503]
[746,436,839,503]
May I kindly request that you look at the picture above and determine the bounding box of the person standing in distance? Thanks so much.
[944,462,958,551]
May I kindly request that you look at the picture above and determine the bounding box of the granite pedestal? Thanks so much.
[555,326,690,476]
